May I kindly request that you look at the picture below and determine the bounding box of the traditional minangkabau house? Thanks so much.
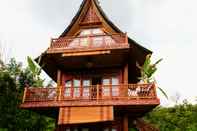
[20,0,160,130]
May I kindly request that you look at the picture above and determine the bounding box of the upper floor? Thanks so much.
[20,0,160,109]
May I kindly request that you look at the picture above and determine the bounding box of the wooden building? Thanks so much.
[20,0,160,130]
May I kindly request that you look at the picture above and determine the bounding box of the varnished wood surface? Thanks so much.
[22,83,157,103]
[58,106,113,125]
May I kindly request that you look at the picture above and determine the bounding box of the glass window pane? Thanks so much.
[73,79,80,87]
[102,78,110,85]
[80,29,91,36]
[92,28,103,34]
[65,80,71,97]
[69,38,80,48]
[65,80,72,87]
[80,38,89,47]
[93,37,103,47]
[83,80,91,86]
[112,77,119,85]
[83,80,90,97]
[112,77,119,96]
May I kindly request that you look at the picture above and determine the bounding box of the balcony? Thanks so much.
[21,83,160,108]
[47,33,129,54]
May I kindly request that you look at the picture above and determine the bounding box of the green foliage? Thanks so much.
[145,101,197,131]
[136,54,163,83]
[137,54,168,99]
[0,58,55,131]
[27,56,44,87]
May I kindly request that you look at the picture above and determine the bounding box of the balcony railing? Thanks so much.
[47,34,129,53]
[22,83,157,103]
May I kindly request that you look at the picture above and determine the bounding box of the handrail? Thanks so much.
[22,83,157,103]
[47,33,129,53]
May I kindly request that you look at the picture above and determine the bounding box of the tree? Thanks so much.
[0,58,55,131]
[145,101,197,131]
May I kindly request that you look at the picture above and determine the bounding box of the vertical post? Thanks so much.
[153,83,157,98]
[97,84,100,100]
[124,64,128,84]
[110,85,112,99]
[124,64,128,97]
[57,70,61,101]
[123,114,128,131]
[22,87,27,103]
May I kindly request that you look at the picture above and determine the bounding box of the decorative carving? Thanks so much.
[80,6,101,24]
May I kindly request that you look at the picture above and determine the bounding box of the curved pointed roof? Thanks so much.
[36,0,152,82]
[60,0,122,37]
[59,0,151,53]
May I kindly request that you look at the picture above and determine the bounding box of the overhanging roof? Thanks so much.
[36,0,152,82]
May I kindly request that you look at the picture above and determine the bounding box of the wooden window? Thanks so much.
[112,77,119,96]
[73,79,80,97]
[69,38,80,48]
[83,79,91,97]
[80,29,91,36]
[93,36,103,47]
[102,78,110,96]
[80,38,89,47]
[102,76,120,97]
[92,28,103,34]
[64,80,72,97]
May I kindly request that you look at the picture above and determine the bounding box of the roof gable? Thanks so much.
[60,0,122,37]
[79,4,101,25]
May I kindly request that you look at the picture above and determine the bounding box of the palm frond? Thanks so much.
[157,86,168,100]
[27,56,36,74]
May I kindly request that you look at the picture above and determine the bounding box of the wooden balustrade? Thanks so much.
[47,34,129,53]
[22,83,157,103]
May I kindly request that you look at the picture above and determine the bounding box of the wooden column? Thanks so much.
[57,70,61,86]
[123,64,128,97]
[124,64,128,84]
[123,114,128,131]
[57,70,62,101]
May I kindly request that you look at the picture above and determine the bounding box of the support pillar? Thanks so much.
[123,114,128,131]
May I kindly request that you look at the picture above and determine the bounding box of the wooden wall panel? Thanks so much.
[58,106,114,125]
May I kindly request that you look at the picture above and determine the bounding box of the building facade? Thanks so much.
[21,0,160,130]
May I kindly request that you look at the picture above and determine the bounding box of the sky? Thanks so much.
[0,0,197,106]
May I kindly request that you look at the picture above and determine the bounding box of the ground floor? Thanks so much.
[56,115,139,131]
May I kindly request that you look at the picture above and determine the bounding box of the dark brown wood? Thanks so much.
[123,114,128,131]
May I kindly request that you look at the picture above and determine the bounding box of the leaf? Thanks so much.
[27,56,36,74]
[147,67,157,78]
[143,54,151,73]
[157,86,168,100]
[153,58,163,66]
[37,55,42,65]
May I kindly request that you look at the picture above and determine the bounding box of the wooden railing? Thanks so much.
[22,83,157,102]
[47,34,129,53]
